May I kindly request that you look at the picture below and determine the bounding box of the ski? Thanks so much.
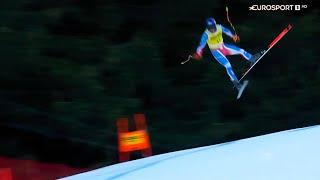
[237,80,249,99]
[239,24,293,81]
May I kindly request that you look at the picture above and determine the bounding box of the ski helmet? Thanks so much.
[206,17,216,29]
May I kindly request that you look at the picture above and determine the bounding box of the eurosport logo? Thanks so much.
[249,4,308,11]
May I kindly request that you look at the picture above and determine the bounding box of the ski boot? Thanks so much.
[249,50,266,66]
[232,80,249,99]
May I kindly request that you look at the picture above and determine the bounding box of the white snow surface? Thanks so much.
[59,125,320,180]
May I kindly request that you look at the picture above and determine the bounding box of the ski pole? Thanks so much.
[226,6,238,37]
[181,55,193,64]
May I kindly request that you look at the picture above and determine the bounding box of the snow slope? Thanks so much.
[59,125,320,180]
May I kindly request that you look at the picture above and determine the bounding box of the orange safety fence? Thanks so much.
[0,157,88,180]
[117,113,152,162]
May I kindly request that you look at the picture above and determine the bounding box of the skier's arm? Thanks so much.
[221,25,234,37]
[221,25,240,43]
[194,32,208,60]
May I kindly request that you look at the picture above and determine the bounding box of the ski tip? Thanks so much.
[237,80,249,100]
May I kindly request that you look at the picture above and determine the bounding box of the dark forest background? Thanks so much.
[0,0,319,168]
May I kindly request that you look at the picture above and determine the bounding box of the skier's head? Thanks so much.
[206,17,217,32]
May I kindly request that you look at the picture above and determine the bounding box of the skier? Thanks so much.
[193,17,262,98]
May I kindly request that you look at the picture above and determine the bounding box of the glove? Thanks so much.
[192,52,202,60]
[232,35,240,43]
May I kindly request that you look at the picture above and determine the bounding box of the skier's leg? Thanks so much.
[211,49,239,82]
[221,43,253,62]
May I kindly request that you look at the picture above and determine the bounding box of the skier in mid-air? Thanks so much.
[193,17,262,98]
